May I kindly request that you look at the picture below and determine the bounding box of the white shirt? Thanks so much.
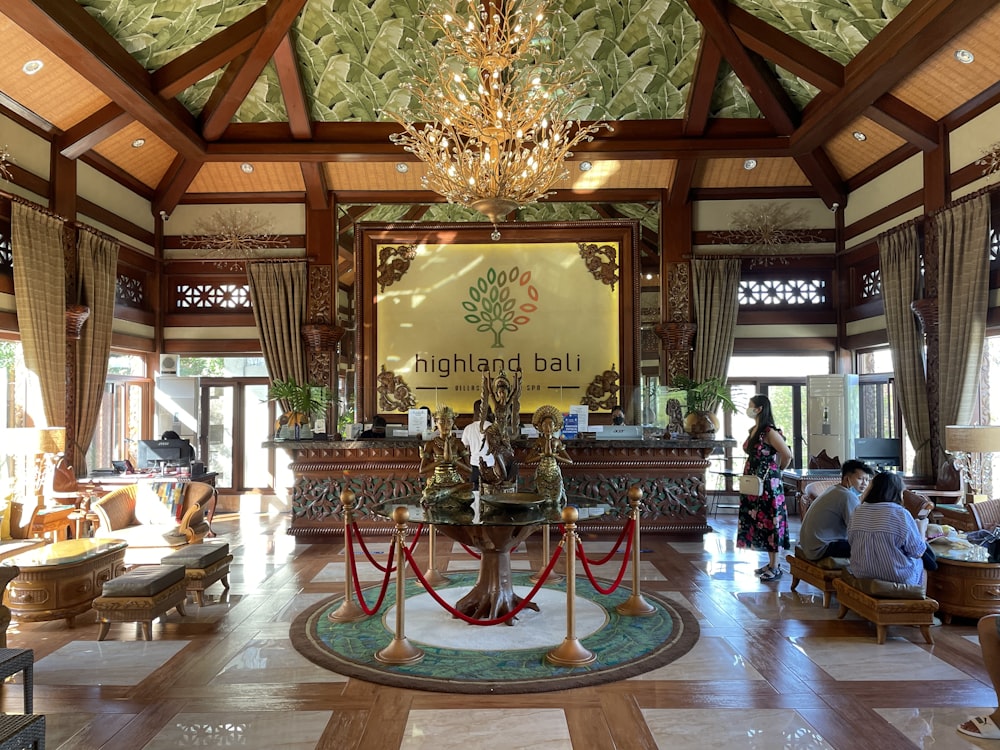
[461,420,491,466]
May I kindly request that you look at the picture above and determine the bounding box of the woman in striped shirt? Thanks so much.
[847,472,928,586]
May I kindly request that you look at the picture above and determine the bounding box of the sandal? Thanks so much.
[754,564,770,575]
[759,566,782,581]
[958,715,1000,739]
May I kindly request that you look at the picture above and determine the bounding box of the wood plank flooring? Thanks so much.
[3,510,995,749]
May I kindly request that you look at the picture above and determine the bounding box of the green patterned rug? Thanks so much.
[290,573,699,694]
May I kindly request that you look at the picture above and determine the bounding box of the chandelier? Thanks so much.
[181,209,288,270]
[386,0,610,233]
[0,144,12,181]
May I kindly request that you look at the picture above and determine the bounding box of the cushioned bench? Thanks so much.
[93,564,188,641]
[161,541,232,606]
[786,547,848,608]
[833,575,938,645]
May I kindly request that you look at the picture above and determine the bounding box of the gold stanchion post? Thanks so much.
[329,488,367,623]
[616,486,656,617]
[546,506,596,666]
[423,525,450,586]
[531,522,564,584]
[375,506,424,665]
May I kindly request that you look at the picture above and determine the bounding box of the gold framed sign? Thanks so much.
[355,221,639,421]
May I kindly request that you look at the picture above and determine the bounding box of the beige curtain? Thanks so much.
[11,202,66,427]
[877,224,932,476]
[935,193,991,437]
[691,258,741,385]
[246,261,309,386]
[74,230,119,474]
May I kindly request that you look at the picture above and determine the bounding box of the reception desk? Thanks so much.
[268,437,730,543]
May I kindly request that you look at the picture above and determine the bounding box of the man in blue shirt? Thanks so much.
[798,460,874,561]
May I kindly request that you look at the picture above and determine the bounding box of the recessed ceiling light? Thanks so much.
[743,158,757,171]
[240,162,254,174]
[579,161,593,172]
[645,272,653,280]
[852,131,867,142]
[395,163,409,173]
[131,138,146,148]
[22,60,43,75]
[955,49,975,64]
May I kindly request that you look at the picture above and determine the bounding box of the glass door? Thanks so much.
[201,379,273,492]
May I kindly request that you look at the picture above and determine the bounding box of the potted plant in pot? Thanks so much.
[667,375,736,439]
[268,378,333,440]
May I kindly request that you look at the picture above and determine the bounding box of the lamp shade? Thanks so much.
[945,425,1000,453]
[36,427,65,455]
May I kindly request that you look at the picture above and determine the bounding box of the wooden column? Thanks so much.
[654,192,695,386]
[305,202,344,437]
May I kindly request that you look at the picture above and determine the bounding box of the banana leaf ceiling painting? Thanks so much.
[77,0,909,124]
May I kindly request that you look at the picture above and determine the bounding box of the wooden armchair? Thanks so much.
[922,458,965,505]
[92,481,213,555]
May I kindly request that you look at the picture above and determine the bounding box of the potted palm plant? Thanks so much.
[667,376,736,439]
[268,378,333,440]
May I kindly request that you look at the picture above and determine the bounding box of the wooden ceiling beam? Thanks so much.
[686,0,799,135]
[793,148,846,208]
[153,156,204,218]
[300,162,329,211]
[597,204,659,258]
[57,104,133,160]
[668,160,697,208]
[865,94,939,151]
[793,0,993,153]
[728,5,843,92]
[684,37,722,136]
[201,0,308,141]
[275,33,312,140]
[338,205,376,235]
[6,0,204,159]
[153,8,266,99]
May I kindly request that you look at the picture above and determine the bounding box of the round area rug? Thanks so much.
[290,573,700,694]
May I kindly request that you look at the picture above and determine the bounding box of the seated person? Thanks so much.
[958,614,1000,739]
[798,459,873,561]
[358,416,387,439]
[611,405,626,425]
[847,472,930,587]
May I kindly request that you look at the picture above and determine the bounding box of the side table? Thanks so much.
[927,550,1000,623]
[0,648,34,713]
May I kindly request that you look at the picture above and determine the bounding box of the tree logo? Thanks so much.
[462,266,538,348]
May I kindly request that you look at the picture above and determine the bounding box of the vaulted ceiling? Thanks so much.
[1,0,999,223]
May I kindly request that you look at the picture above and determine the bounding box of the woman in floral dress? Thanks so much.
[738,394,793,581]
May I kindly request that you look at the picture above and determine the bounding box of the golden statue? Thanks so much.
[419,406,474,504]
[524,405,572,502]
[480,369,522,494]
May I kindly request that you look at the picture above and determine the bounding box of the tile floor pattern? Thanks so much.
[4,513,999,748]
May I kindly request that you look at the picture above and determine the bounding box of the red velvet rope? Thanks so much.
[577,524,633,595]
[459,542,482,559]
[350,521,395,573]
[407,523,424,553]
[577,518,634,565]
[345,525,396,615]
[402,541,564,625]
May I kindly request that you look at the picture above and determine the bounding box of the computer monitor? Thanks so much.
[854,438,902,469]
[137,439,193,469]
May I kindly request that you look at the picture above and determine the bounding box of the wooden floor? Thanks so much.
[3,509,996,749]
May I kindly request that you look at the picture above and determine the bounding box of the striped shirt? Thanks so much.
[847,501,926,586]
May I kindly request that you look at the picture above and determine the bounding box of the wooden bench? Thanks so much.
[93,564,188,641]
[833,577,938,645]
[786,549,846,608]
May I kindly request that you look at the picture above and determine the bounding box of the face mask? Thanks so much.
[745,406,758,419]
[849,486,862,497]
[612,416,625,425]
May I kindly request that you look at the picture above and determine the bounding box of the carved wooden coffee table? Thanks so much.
[2,538,128,626]
[927,546,1000,623]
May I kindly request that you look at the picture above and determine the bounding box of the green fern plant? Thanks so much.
[268,378,332,428]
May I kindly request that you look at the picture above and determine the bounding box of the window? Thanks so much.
[856,347,909,472]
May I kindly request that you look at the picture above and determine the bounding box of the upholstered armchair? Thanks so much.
[92,481,213,557]
[971,499,1000,532]
[797,480,840,517]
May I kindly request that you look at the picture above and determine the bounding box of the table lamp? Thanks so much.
[945,425,1000,504]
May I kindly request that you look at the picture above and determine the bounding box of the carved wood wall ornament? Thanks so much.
[377,365,417,412]
[376,244,417,292]
[307,265,333,324]
[577,242,619,289]
[181,209,288,270]
[581,366,620,410]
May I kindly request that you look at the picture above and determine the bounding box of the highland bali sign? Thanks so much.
[367,231,634,416]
